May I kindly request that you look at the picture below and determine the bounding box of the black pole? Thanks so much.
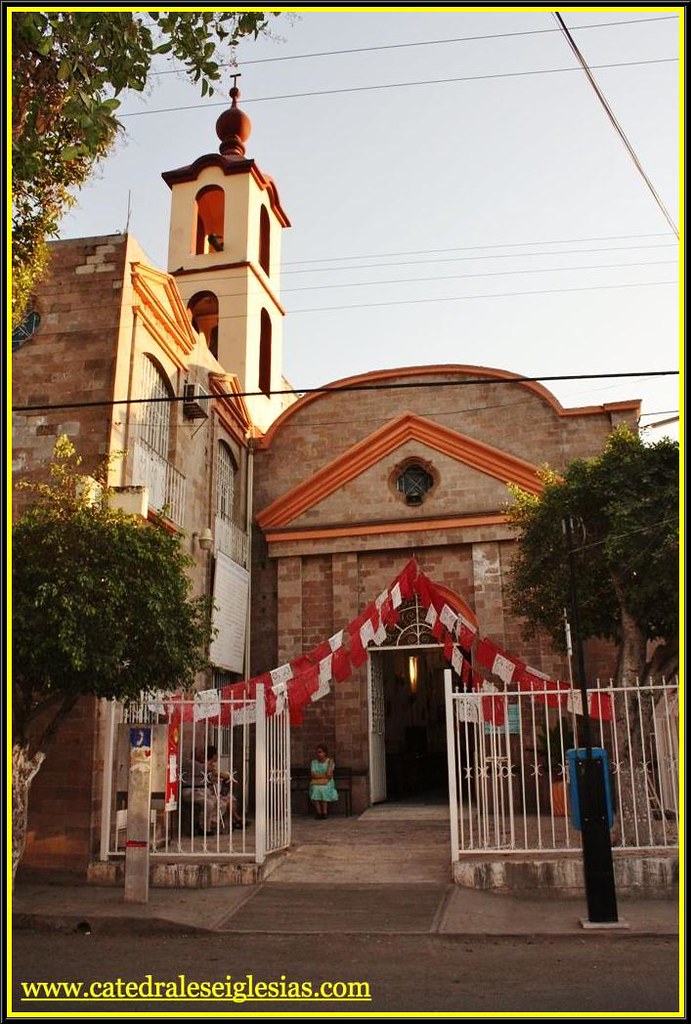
[563,516,619,924]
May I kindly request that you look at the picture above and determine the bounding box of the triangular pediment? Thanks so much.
[256,412,543,530]
[131,262,198,367]
[209,373,253,442]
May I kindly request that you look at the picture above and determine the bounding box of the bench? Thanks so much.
[291,766,353,817]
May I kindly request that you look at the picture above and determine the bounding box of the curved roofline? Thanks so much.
[162,155,291,227]
[259,364,639,448]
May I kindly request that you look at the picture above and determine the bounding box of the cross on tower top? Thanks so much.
[230,71,242,103]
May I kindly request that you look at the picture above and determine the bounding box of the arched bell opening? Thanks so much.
[187,291,219,358]
[194,185,225,255]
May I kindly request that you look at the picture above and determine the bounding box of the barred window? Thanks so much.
[138,355,171,458]
[216,442,236,523]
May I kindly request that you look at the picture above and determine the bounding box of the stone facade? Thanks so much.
[251,367,640,813]
[12,234,254,875]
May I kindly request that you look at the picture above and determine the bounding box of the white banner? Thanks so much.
[209,552,250,674]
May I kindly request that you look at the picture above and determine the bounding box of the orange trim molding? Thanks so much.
[171,261,286,315]
[264,512,510,544]
[209,373,252,444]
[256,413,543,530]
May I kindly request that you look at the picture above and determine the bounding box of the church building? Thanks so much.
[12,87,640,871]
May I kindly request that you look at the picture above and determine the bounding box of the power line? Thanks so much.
[283,233,676,267]
[148,16,678,74]
[181,278,677,324]
[282,242,678,277]
[574,517,678,555]
[184,259,678,305]
[12,370,678,414]
[285,279,677,316]
[118,57,678,118]
[279,260,677,295]
[553,12,679,239]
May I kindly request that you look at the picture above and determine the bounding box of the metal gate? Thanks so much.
[255,685,291,863]
[444,669,679,859]
[100,684,291,865]
[368,654,387,803]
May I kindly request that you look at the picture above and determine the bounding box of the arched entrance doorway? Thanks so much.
[367,596,472,805]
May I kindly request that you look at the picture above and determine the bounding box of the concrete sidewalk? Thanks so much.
[12,880,679,938]
[13,811,679,939]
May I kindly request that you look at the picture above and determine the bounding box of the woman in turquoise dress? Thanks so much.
[309,745,338,819]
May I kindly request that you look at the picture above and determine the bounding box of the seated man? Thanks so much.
[181,744,232,834]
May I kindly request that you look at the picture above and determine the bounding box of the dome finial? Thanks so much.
[216,71,251,159]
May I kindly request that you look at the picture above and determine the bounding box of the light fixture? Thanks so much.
[193,527,213,551]
[408,655,419,695]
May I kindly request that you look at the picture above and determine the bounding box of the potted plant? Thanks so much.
[537,719,574,817]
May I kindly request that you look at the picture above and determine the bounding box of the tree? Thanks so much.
[506,426,679,843]
[12,10,280,326]
[506,425,679,684]
[11,437,213,883]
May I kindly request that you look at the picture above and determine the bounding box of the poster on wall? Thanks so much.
[209,550,250,674]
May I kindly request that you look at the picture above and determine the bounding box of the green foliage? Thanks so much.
[506,426,679,657]
[11,10,279,326]
[12,438,213,749]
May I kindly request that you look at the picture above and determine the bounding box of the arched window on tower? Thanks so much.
[187,291,219,359]
[259,309,272,396]
[194,185,225,255]
[259,205,270,275]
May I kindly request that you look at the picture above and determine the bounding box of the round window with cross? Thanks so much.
[394,460,435,506]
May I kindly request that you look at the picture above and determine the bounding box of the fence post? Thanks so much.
[444,669,460,865]
[99,700,118,861]
[255,685,266,865]
[124,726,152,904]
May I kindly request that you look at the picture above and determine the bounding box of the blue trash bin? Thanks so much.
[567,747,614,830]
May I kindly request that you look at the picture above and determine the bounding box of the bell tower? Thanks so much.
[162,82,291,431]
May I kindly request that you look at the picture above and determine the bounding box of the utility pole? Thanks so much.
[563,516,621,926]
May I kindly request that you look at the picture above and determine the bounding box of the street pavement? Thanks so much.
[12,809,679,938]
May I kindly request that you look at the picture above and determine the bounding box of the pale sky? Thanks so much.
[57,8,683,442]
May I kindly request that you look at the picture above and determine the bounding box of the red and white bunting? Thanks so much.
[359,617,376,646]
[491,652,516,685]
[391,581,403,608]
[372,620,388,646]
[451,645,464,676]
[328,630,344,652]
[193,688,220,721]
[455,615,476,649]
[270,663,293,689]
[318,653,333,687]
[567,690,584,716]
[439,603,458,634]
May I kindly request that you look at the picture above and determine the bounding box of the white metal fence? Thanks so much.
[444,672,679,857]
[100,685,291,864]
